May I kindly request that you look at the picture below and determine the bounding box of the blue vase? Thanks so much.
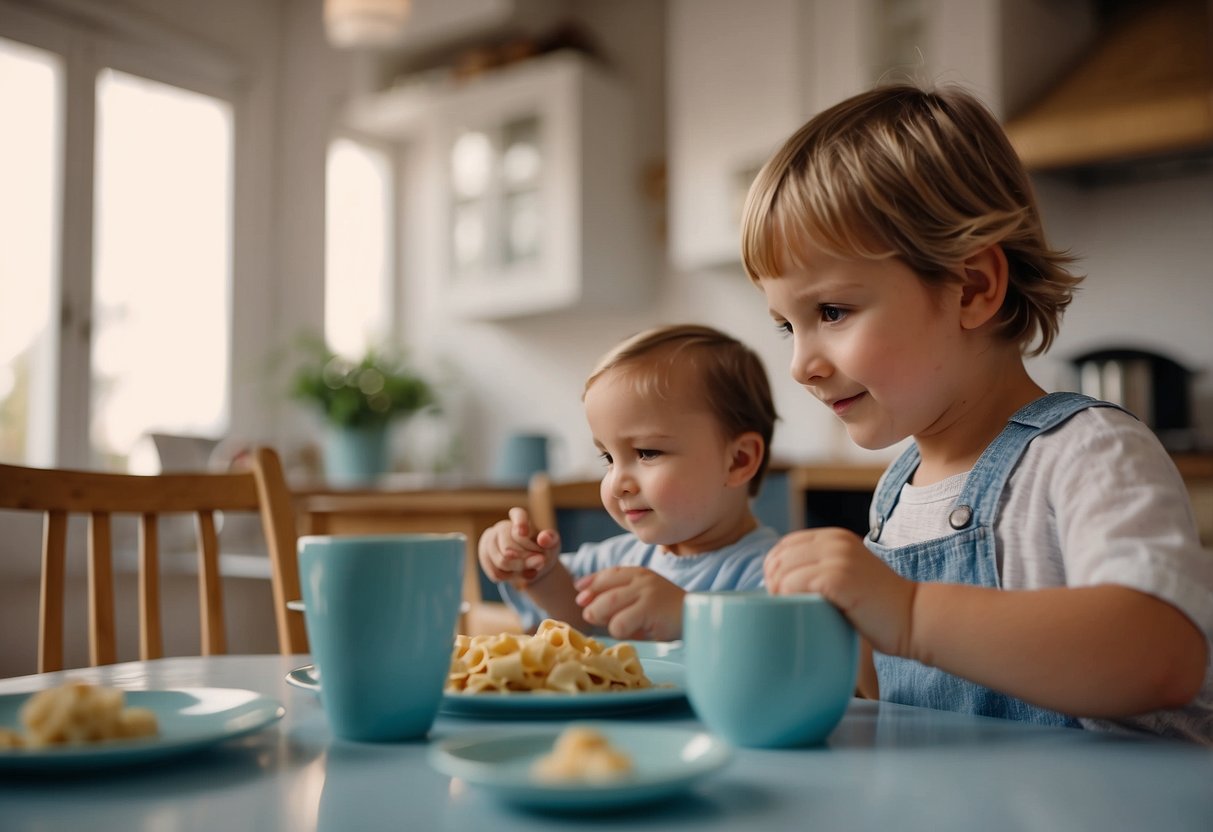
[324,424,389,487]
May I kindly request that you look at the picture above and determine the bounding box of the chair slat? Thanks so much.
[196,511,226,655]
[252,447,309,654]
[138,513,163,661]
[88,512,117,666]
[39,510,68,673]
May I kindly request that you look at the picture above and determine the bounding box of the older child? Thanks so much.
[741,83,1213,742]
[479,324,779,640]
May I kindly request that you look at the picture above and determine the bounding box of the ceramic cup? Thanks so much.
[683,592,858,748]
[298,533,465,742]
[492,432,550,484]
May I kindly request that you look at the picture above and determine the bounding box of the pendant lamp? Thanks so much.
[324,0,412,49]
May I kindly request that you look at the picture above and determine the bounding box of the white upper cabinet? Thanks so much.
[346,51,652,319]
[667,0,1092,270]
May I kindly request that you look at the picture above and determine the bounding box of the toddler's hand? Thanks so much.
[764,527,916,657]
[574,567,685,641]
[477,507,562,584]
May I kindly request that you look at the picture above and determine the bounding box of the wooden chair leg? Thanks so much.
[88,512,117,667]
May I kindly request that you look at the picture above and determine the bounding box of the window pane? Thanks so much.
[92,69,232,471]
[0,37,60,466]
[325,138,393,358]
[501,117,541,189]
[450,130,492,199]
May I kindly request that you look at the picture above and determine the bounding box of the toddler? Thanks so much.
[479,323,779,640]
[741,83,1213,742]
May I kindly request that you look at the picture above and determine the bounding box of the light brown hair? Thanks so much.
[584,324,778,496]
[741,83,1081,356]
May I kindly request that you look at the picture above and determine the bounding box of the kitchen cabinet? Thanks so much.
[666,0,1091,270]
[345,50,651,319]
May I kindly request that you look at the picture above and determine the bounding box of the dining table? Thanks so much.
[1,653,1211,831]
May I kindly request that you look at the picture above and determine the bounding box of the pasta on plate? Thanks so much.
[447,620,653,695]
[0,681,158,749]
[532,726,633,782]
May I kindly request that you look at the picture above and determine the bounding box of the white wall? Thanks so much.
[1029,169,1213,426]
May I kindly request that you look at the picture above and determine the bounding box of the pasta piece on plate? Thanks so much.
[447,620,654,694]
[531,725,633,783]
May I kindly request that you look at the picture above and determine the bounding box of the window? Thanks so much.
[0,12,238,472]
[325,137,393,359]
[91,70,232,470]
[0,37,60,466]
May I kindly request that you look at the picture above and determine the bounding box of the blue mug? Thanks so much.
[298,533,465,741]
[492,432,550,484]
[683,592,857,747]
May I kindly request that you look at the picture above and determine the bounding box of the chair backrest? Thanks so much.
[527,472,621,550]
[0,446,307,672]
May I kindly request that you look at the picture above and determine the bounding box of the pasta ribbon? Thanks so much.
[446,619,654,694]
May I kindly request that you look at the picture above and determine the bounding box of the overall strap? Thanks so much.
[868,393,1126,540]
[869,443,920,541]
[954,392,1126,526]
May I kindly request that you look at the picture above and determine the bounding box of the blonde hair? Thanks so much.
[741,83,1081,356]
[584,324,777,496]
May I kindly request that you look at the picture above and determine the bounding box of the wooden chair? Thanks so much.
[527,472,618,547]
[527,472,602,532]
[0,446,307,672]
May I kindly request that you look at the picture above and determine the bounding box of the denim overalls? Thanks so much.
[866,392,1122,726]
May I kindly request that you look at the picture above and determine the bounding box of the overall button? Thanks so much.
[949,505,973,529]
[869,516,884,541]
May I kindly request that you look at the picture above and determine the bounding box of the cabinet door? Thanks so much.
[345,51,649,319]
[437,64,580,318]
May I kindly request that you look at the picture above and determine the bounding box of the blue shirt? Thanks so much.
[499,526,778,632]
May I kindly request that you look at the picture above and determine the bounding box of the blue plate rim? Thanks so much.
[285,659,687,715]
[427,723,732,808]
[0,686,285,772]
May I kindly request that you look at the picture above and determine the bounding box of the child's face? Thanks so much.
[759,238,971,450]
[583,366,746,554]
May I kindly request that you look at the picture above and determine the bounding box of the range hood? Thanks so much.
[1003,0,1213,172]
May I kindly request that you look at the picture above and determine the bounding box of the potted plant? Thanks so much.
[288,336,436,486]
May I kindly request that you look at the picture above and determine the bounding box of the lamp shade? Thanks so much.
[324,0,411,49]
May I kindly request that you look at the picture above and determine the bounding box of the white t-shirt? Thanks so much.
[877,407,1213,743]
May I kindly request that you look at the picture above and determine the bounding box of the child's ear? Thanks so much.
[725,432,764,488]
[958,245,1009,331]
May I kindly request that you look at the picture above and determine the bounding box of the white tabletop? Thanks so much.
[0,654,1210,831]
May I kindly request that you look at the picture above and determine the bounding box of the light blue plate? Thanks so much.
[0,687,285,773]
[428,723,731,811]
[286,660,687,717]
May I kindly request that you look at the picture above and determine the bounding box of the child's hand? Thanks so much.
[574,567,685,641]
[477,507,562,585]
[765,527,917,658]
